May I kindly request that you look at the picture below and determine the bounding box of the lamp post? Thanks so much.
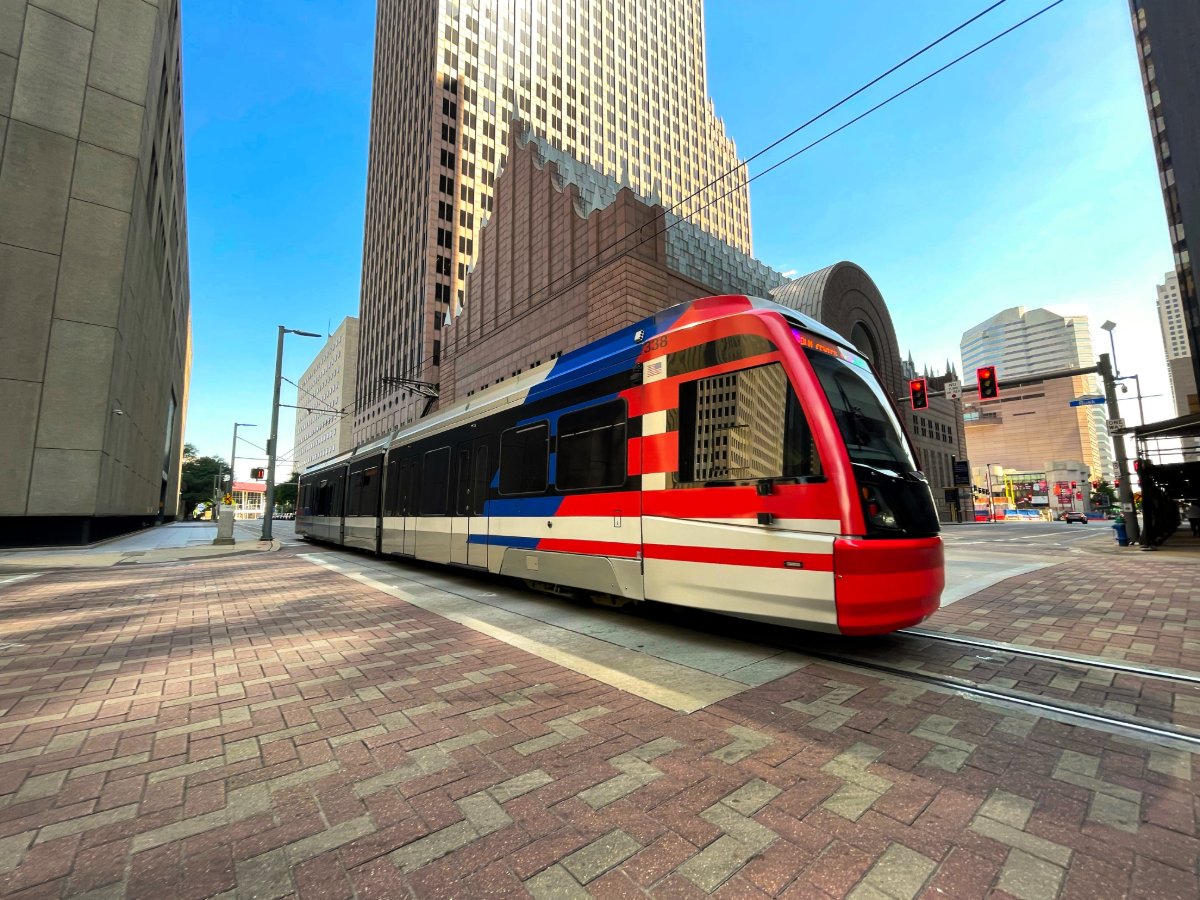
[1101,320,1119,376]
[262,327,321,541]
[229,423,256,506]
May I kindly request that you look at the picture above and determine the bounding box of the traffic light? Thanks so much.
[250,467,265,479]
[909,378,928,410]
[977,366,999,400]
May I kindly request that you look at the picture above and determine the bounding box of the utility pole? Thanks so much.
[229,422,256,506]
[262,327,320,541]
[1100,353,1140,543]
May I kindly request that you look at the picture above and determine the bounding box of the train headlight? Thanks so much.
[860,485,899,530]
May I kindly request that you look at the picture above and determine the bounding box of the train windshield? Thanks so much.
[800,344,917,475]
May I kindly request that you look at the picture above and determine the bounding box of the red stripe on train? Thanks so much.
[641,432,678,474]
[643,544,833,571]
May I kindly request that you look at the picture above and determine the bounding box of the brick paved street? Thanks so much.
[0,552,1196,900]
[926,558,1200,671]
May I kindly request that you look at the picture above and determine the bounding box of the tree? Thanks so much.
[180,454,227,517]
[273,472,300,512]
[1091,480,1118,508]
[183,442,198,461]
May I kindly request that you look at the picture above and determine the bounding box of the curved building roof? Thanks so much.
[770,261,904,398]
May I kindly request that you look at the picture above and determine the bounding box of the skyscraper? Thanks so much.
[355,0,753,443]
[0,0,191,545]
[960,307,1114,482]
[1155,270,1197,416]
[1128,1,1200,405]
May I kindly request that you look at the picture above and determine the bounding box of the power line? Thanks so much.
[377,0,1017,392]
[282,375,347,417]
[435,0,1066,371]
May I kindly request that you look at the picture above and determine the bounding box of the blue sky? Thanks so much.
[181,0,1175,473]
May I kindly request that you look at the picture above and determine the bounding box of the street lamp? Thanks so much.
[1100,321,1118,376]
[262,327,321,541]
[229,423,256,507]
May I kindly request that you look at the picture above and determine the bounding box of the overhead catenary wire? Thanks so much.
[427,0,1067,372]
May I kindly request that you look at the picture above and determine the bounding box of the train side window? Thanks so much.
[359,465,380,518]
[421,447,452,515]
[384,458,400,516]
[677,362,821,483]
[499,422,549,495]
[455,448,472,515]
[472,446,490,515]
[556,399,627,491]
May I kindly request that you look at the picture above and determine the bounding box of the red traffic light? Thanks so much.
[251,467,265,479]
[977,366,999,400]
[909,378,928,410]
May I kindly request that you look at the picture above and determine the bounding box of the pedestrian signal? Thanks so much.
[909,378,928,410]
[250,467,265,479]
[977,366,999,400]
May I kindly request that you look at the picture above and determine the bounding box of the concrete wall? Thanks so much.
[0,0,190,542]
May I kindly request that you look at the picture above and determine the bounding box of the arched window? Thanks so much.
[850,321,879,367]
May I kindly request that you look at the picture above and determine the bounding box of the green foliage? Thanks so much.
[181,454,227,516]
[273,473,300,512]
[1091,480,1118,507]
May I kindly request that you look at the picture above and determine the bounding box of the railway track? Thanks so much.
[898,627,1200,685]
[783,641,1200,749]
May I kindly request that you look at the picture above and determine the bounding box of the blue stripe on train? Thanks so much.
[482,495,565,517]
[468,534,539,548]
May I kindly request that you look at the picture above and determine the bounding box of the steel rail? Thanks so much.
[898,628,1200,685]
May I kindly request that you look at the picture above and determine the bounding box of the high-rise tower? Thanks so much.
[1128,1,1200,407]
[1155,270,1198,416]
[354,0,753,442]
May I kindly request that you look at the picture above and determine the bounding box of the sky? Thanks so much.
[180,0,1177,478]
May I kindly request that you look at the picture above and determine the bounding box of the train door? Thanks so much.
[449,437,491,566]
[399,459,416,554]
[467,439,490,568]
[333,469,347,545]
[416,446,452,563]
[382,454,402,554]
[642,358,838,625]
[450,443,472,564]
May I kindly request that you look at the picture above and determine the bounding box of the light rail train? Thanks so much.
[297,295,944,634]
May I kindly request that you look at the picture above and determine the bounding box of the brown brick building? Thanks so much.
[441,129,785,403]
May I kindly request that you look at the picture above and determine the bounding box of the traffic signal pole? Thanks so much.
[1100,353,1140,544]
[262,327,286,543]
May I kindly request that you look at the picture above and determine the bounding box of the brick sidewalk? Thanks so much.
[927,558,1200,671]
[0,554,1195,900]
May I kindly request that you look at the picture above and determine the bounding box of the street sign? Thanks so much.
[1070,396,1106,407]
[1121,502,1135,512]
[1106,417,1126,432]
[953,460,971,487]
[945,381,962,400]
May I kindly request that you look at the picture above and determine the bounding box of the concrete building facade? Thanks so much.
[292,317,359,474]
[961,306,1114,483]
[899,359,969,523]
[355,0,754,443]
[1129,0,1200,403]
[1156,269,1198,416]
[440,129,784,405]
[0,0,191,546]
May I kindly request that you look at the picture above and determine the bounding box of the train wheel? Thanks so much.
[589,593,633,608]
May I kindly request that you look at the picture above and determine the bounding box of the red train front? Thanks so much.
[632,295,944,635]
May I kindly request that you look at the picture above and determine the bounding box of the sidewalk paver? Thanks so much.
[0,552,1193,899]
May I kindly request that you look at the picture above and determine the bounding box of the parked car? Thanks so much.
[1059,512,1088,524]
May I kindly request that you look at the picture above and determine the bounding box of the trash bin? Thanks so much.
[1112,514,1129,547]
